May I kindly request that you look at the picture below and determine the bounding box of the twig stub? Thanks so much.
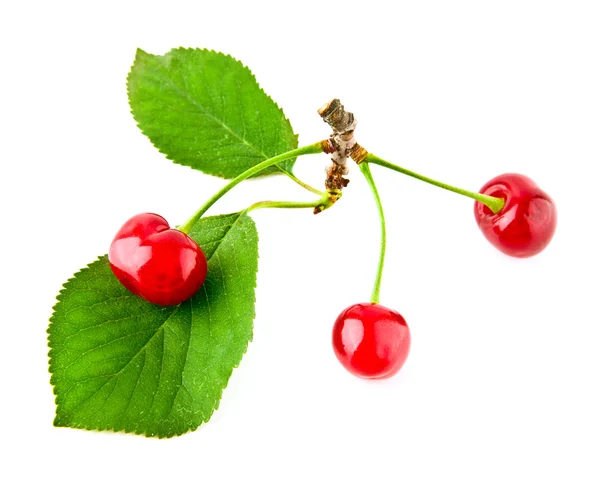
[318,99,358,195]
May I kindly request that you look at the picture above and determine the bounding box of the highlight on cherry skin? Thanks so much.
[332,303,411,379]
[108,213,208,306]
[474,173,557,258]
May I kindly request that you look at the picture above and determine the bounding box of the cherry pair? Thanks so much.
[331,172,557,379]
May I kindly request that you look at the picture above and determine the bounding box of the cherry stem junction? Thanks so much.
[178,142,325,234]
[365,153,505,214]
[359,162,386,305]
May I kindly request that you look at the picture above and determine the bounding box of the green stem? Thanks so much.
[178,143,324,234]
[245,192,334,214]
[365,154,505,214]
[278,167,322,195]
[359,163,386,304]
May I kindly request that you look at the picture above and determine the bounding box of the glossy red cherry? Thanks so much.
[108,213,207,306]
[332,303,411,379]
[474,173,557,258]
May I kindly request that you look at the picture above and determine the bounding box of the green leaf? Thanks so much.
[48,212,258,438]
[128,48,298,178]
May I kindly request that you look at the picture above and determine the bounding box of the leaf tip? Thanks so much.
[134,47,149,60]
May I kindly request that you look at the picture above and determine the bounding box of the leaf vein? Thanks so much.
[152,62,268,161]
[63,306,181,416]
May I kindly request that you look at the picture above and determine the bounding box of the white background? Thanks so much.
[2,1,599,490]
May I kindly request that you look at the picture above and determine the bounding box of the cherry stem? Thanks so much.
[178,142,325,234]
[365,154,505,214]
[278,168,322,195]
[359,162,386,305]
[245,191,336,214]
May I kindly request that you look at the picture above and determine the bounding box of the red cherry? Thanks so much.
[474,173,557,258]
[108,213,207,306]
[332,303,411,379]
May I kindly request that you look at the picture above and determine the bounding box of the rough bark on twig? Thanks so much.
[318,99,367,192]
